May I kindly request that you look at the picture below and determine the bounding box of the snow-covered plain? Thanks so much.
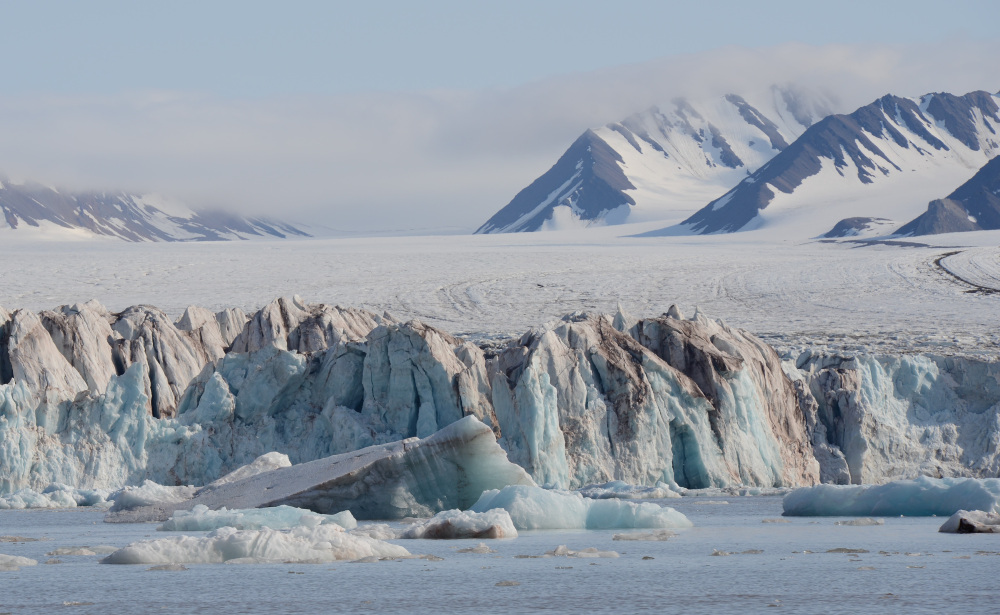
[2,224,1000,357]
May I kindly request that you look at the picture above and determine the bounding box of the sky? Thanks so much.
[0,0,998,233]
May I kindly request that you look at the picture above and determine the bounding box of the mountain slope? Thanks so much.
[0,179,310,242]
[670,90,1000,237]
[897,155,1000,235]
[476,87,834,233]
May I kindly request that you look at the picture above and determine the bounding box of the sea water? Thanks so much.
[0,497,997,614]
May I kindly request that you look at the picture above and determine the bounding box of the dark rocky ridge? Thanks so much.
[897,155,1000,235]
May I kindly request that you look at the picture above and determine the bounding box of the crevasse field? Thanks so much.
[3,224,1000,614]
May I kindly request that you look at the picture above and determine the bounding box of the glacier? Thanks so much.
[3,295,1000,508]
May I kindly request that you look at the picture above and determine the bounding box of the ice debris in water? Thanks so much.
[46,546,117,556]
[101,525,409,565]
[470,485,692,530]
[612,529,677,541]
[577,481,680,500]
[159,504,357,532]
[350,525,397,540]
[939,510,1000,534]
[783,477,1000,517]
[400,509,517,539]
[457,542,497,554]
[0,554,38,571]
[0,484,112,510]
[545,545,618,558]
[835,518,884,526]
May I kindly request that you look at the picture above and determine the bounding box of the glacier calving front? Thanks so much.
[2,296,1000,498]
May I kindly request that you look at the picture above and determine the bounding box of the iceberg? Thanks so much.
[101,524,409,565]
[782,476,1000,517]
[109,481,197,512]
[939,510,1000,533]
[107,416,535,522]
[399,509,517,539]
[0,553,38,570]
[469,485,692,530]
[158,504,357,532]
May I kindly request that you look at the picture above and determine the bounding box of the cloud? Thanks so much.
[0,41,996,233]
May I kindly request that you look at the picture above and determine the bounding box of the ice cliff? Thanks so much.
[2,295,1000,495]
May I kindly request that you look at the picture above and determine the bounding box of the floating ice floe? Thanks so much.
[106,416,534,523]
[0,484,112,510]
[0,554,38,570]
[939,510,1000,533]
[783,477,1000,517]
[158,504,357,531]
[101,525,409,565]
[835,518,884,526]
[470,485,692,530]
[612,529,676,541]
[400,509,517,539]
[577,481,680,500]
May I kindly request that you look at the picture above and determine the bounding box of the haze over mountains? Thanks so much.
[480,88,1000,240]
[0,179,309,242]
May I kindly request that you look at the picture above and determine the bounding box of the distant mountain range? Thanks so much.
[0,179,310,242]
[476,86,835,233]
[478,88,1000,239]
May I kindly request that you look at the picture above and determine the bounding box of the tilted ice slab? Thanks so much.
[159,504,357,532]
[782,476,1000,517]
[400,509,518,539]
[102,524,409,565]
[108,416,535,522]
[469,485,692,530]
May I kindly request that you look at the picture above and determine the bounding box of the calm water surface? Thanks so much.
[0,497,997,614]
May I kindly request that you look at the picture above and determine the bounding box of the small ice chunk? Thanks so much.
[836,518,884,526]
[457,542,496,554]
[612,529,676,541]
[545,545,618,558]
[101,525,409,565]
[110,481,198,512]
[0,554,38,569]
[400,509,517,539]
[158,504,357,531]
[939,510,1000,533]
[46,546,117,556]
[577,481,680,500]
[470,485,692,530]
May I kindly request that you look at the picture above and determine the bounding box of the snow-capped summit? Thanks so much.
[476,86,836,233]
[0,179,310,242]
[669,90,1000,237]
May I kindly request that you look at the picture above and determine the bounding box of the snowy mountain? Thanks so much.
[669,90,1000,237]
[476,87,835,233]
[897,154,1000,235]
[0,179,310,242]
